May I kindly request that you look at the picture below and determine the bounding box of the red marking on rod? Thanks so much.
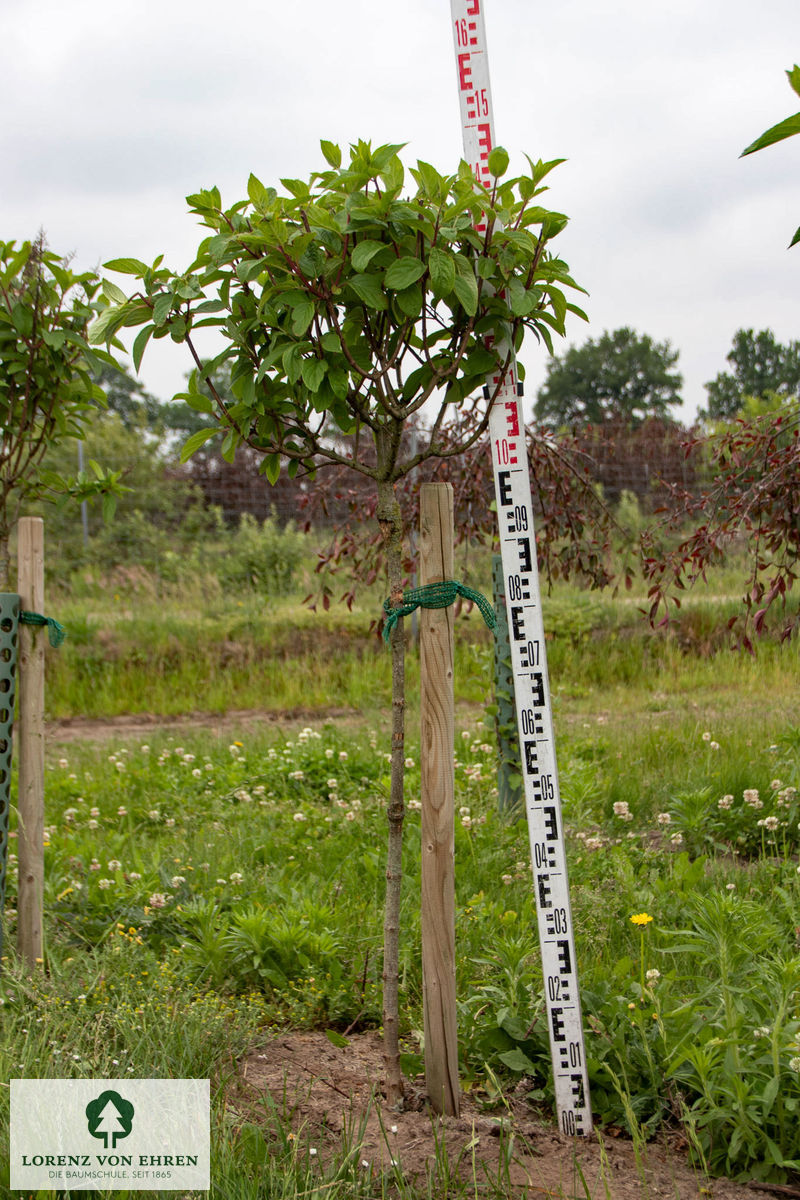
[457,52,473,91]
[477,122,492,157]
[505,401,520,437]
[466,0,480,13]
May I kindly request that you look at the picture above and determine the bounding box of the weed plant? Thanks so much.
[2,711,800,1192]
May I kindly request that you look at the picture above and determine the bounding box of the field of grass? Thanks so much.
[2,547,800,1197]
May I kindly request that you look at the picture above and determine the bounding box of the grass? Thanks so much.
[3,548,800,1195]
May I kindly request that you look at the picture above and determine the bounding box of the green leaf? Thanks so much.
[742,112,800,156]
[488,146,510,178]
[788,64,800,99]
[101,279,127,305]
[301,357,327,393]
[324,1029,350,1048]
[498,1048,537,1073]
[87,306,121,346]
[152,293,173,328]
[179,427,219,462]
[429,248,455,296]
[395,284,423,318]
[384,257,426,290]
[264,453,281,484]
[347,273,387,311]
[351,240,385,272]
[247,173,271,211]
[292,300,315,336]
[790,224,800,248]
[103,257,149,276]
[320,139,342,168]
[132,325,154,373]
[452,272,478,316]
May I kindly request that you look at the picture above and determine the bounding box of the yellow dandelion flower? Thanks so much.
[629,913,653,926]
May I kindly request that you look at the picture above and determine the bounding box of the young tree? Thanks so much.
[534,327,683,429]
[642,68,800,643]
[0,236,121,588]
[702,328,800,420]
[741,63,800,248]
[94,138,586,1104]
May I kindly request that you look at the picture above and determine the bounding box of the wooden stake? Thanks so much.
[17,517,45,969]
[419,483,459,1116]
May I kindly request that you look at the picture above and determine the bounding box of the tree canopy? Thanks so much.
[702,328,800,420]
[534,327,683,428]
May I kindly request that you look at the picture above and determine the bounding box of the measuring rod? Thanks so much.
[449,0,593,1136]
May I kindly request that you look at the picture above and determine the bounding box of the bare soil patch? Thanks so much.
[45,705,363,743]
[236,1031,763,1200]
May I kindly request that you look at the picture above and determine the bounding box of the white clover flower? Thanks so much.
[148,893,168,909]
[726,882,736,890]
[764,815,780,832]
[459,806,471,817]
[718,795,734,810]
[790,1057,800,1073]
[339,751,348,760]
[98,879,112,890]
[140,745,150,753]
[129,872,142,881]
[407,799,422,811]
[107,859,121,871]
[87,819,99,830]
[170,876,186,888]
[461,817,473,830]
[701,731,711,742]
[327,779,338,789]
[58,757,69,768]
[345,812,356,822]
[744,789,762,808]
[115,761,126,772]
[165,817,175,827]
[183,754,196,764]
[117,806,127,816]
[148,810,160,820]
[325,748,334,759]
[656,813,671,826]
[645,968,660,983]
[670,832,684,846]
[192,768,202,778]
[229,872,243,884]
[404,758,415,769]
[501,874,514,885]
[293,812,307,822]
[770,779,784,792]
[709,741,720,751]
[288,770,305,781]
[90,806,100,816]
[753,1026,772,1040]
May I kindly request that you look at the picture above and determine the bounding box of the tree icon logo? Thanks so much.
[85,1090,135,1149]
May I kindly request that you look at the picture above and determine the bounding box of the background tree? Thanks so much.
[701,328,800,420]
[94,138,586,1105]
[643,72,800,642]
[534,326,683,428]
[0,236,122,588]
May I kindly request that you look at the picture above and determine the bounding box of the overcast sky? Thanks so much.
[3,0,797,421]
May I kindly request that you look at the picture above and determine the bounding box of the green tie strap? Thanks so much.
[382,581,496,643]
[19,611,67,647]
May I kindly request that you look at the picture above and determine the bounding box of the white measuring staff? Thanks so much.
[449,0,592,1137]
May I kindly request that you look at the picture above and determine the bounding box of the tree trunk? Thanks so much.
[377,478,406,1108]
[0,534,10,592]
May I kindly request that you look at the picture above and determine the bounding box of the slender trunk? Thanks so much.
[377,478,406,1108]
[0,533,10,592]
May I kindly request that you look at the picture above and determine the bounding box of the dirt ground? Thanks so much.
[235,1030,771,1200]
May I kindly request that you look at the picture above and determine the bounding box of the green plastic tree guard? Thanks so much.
[492,556,523,815]
[0,593,20,958]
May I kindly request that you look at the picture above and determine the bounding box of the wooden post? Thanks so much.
[17,517,45,969]
[419,483,460,1116]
